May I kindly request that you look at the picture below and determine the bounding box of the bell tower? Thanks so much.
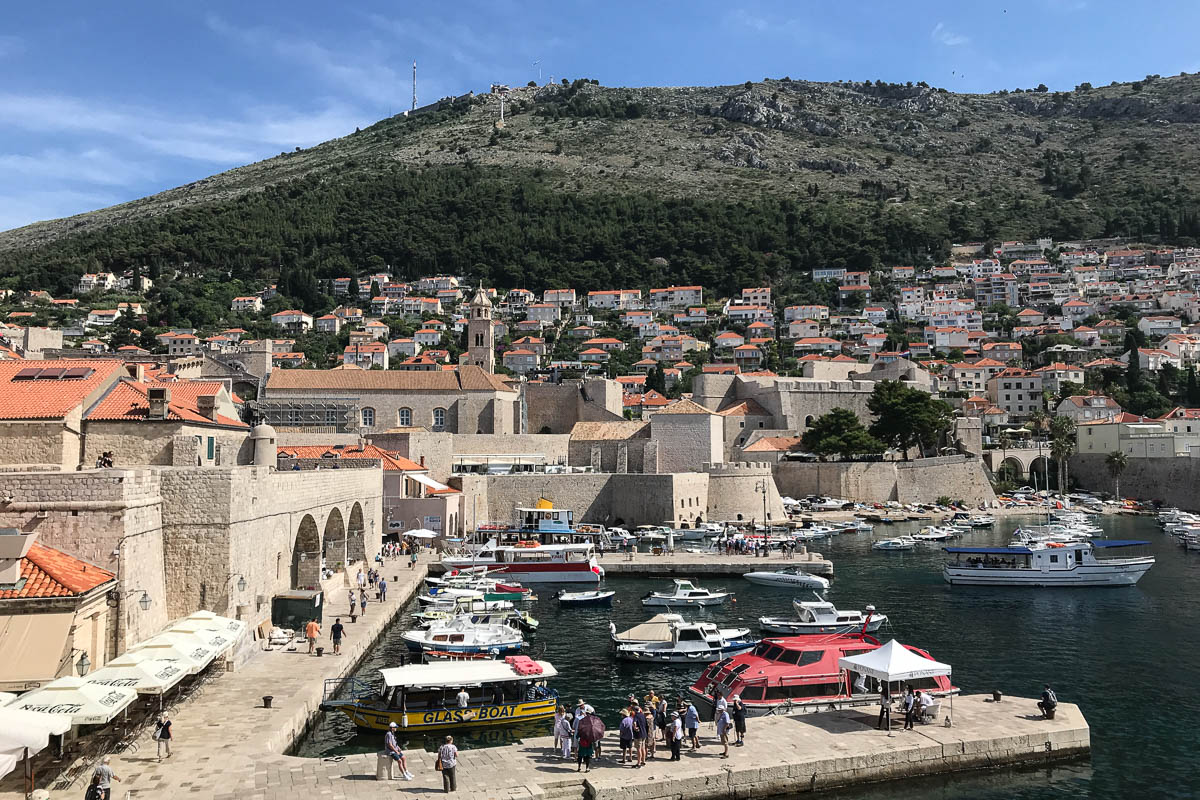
[467,286,495,373]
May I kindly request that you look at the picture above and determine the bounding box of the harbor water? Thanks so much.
[298,513,1200,798]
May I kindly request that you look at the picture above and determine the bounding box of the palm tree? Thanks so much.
[1028,409,1049,440]
[1049,416,1077,492]
[1105,450,1129,501]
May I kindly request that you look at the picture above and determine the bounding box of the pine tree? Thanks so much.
[1188,367,1200,406]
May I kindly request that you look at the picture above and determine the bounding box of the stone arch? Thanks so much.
[323,507,347,569]
[292,514,321,589]
[694,515,704,527]
[347,502,367,564]
[1029,457,1057,489]
[804,415,815,427]
[231,379,257,401]
[997,457,1024,483]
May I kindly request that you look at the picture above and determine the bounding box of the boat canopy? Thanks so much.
[612,613,683,642]
[1090,539,1151,548]
[943,546,1033,555]
[379,660,558,689]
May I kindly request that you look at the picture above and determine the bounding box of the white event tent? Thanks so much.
[0,705,71,780]
[838,639,955,724]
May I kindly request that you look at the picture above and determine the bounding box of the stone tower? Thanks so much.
[467,286,495,373]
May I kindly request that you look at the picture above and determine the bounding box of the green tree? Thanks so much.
[1125,333,1142,393]
[866,380,953,460]
[800,408,884,461]
[1049,415,1077,491]
[1105,450,1129,500]
[1188,367,1200,406]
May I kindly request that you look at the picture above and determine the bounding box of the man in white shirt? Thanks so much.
[457,689,470,708]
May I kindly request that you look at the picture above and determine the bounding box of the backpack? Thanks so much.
[1046,689,1057,705]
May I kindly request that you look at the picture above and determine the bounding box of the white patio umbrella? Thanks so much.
[403,528,439,539]
[165,622,237,655]
[0,692,17,706]
[130,632,217,673]
[0,706,71,779]
[183,610,249,638]
[11,677,137,726]
[85,658,188,696]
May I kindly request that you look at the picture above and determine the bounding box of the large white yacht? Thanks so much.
[943,539,1154,587]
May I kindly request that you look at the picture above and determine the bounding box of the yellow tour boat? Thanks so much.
[320,658,559,732]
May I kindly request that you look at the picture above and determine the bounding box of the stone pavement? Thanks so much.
[3,553,431,800]
[20,689,1085,800]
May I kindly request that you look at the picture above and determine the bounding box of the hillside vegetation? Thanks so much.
[4,73,1200,296]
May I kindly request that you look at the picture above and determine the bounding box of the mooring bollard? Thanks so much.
[263,695,274,708]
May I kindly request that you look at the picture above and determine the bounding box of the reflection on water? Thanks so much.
[298,514,1200,798]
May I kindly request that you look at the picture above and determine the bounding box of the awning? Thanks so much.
[410,473,450,492]
[183,610,249,638]
[403,528,439,539]
[0,613,75,691]
[166,622,238,655]
[130,633,217,673]
[84,659,187,696]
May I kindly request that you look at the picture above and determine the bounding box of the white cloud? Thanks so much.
[0,189,120,233]
[931,22,970,47]
[0,148,154,186]
[727,9,770,33]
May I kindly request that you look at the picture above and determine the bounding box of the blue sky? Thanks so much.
[2,0,1198,232]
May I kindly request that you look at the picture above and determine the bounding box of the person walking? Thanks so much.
[359,588,368,616]
[410,549,418,570]
[330,618,345,655]
[731,694,746,746]
[153,712,173,760]
[715,704,731,759]
[438,735,458,792]
[618,709,634,764]
[384,722,413,780]
[554,706,573,760]
[903,686,916,731]
[348,588,356,616]
[304,618,320,655]
[668,711,683,761]
[877,685,892,731]
[356,568,366,591]
[379,577,388,603]
[684,701,700,750]
[92,756,120,800]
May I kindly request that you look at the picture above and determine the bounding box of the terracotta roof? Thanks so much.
[652,398,713,415]
[569,421,651,440]
[742,436,805,453]
[277,443,426,471]
[265,364,514,394]
[0,542,115,599]
[0,359,124,420]
[717,398,771,416]
[86,380,246,428]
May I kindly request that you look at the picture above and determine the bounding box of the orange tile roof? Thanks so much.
[86,380,247,428]
[743,436,805,453]
[0,542,115,599]
[277,443,426,471]
[0,359,124,420]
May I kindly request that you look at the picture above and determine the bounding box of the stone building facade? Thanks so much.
[525,378,624,434]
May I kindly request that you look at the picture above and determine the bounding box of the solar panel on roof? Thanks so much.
[12,367,41,380]
[62,367,94,379]
[36,368,66,379]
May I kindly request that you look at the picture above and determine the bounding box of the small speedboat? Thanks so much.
[641,579,729,607]
[400,618,524,654]
[610,614,752,645]
[872,536,916,551]
[741,567,830,590]
[616,621,758,664]
[557,589,616,606]
[967,515,995,527]
[413,608,538,632]
[759,601,886,635]
[913,526,954,541]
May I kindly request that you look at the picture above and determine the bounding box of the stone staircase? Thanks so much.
[539,777,590,800]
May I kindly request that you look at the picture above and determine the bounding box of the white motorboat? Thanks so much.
[610,614,752,645]
[641,579,729,607]
[943,539,1155,587]
[759,600,887,635]
[872,536,916,551]
[400,617,525,654]
[556,589,615,606]
[417,588,485,605]
[967,515,995,527]
[913,526,955,541]
[741,566,830,590]
[833,520,873,533]
[615,621,758,664]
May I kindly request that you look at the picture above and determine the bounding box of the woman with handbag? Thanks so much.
[437,735,458,792]
[153,712,173,760]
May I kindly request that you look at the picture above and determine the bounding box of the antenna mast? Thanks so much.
[412,61,417,112]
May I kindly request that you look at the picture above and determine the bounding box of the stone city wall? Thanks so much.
[705,462,787,522]
[1071,453,1200,510]
[773,456,997,506]
[82,422,252,468]
[0,418,79,469]
[0,468,167,652]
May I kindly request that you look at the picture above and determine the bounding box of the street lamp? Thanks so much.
[138,590,151,611]
[230,573,248,593]
[76,651,91,677]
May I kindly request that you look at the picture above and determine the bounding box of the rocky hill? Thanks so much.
[3,73,1200,293]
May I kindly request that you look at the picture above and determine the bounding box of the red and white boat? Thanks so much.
[442,503,604,584]
[686,632,957,718]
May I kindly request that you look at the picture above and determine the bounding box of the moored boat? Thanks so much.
[615,621,758,664]
[872,536,916,551]
[610,613,751,645]
[641,579,729,607]
[400,617,525,654]
[943,539,1155,587]
[319,657,559,730]
[741,566,830,590]
[556,589,615,606]
[759,601,886,635]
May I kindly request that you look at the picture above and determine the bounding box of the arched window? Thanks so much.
[474,333,484,346]
[361,407,375,428]
[805,415,815,427]
[432,407,447,430]
[398,407,412,427]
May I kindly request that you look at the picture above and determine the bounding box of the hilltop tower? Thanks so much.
[467,286,495,373]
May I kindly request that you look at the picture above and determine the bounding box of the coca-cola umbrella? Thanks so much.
[11,677,137,726]
[183,610,249,638]
[576,712,605,744]
[85,658,187,696]
[0,706,71,780]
